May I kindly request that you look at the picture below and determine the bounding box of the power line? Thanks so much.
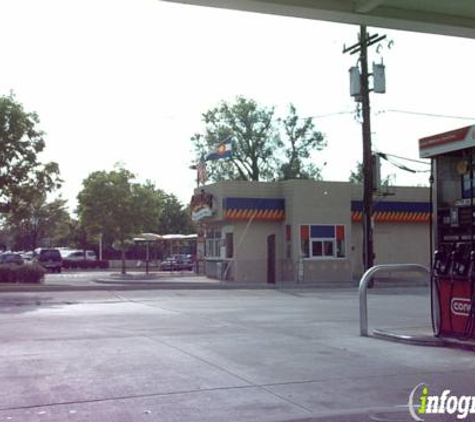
[304,111,354,119]
[376,152,430,173]
[270,110,354,124]
[378,109,475,121]
[275,108,475,123]
[375,151,429,165]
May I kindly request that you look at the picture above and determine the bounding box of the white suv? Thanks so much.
[64,250,97,261]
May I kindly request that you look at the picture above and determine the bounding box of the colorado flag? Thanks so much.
[206,136,233,161]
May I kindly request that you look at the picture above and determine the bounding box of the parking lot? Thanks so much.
[0,285,473,421]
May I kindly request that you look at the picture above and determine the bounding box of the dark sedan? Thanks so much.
[0,253,24,265]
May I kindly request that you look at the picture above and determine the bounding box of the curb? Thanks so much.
[0,278,431,294]
[0,279,276,292]
[94,278,276,289]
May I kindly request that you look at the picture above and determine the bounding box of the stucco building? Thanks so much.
[191,180,430,285]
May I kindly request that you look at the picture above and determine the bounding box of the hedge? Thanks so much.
[0,264,45,283]
[62,259,109,270]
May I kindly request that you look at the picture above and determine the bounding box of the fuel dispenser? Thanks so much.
[420,125,475,339]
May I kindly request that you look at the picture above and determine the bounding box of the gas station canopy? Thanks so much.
[161,0,475,39]
[419,125,475,158]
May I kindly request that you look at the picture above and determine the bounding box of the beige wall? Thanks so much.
[350,184,430,202]
[352,222,430,279]
[351,185,431,279]
[233,221,282,283]
[282,180,353,283]
[197,182,284,283]
[196,181,430,285]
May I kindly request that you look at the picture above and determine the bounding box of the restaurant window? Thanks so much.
[300,224,346,259]
[205,229,221,258]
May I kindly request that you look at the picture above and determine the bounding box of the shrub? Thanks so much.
[98,260,109,269]
[76,260,88,269]
[15,264,46,283]
[63,259,77,269]
[0,265,16,283]
[0,264,45,283]
[61,259,109,270]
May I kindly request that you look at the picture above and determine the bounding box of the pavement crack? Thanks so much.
[107,292,182,314]
[0,385,260,412]
[140,334,315,414]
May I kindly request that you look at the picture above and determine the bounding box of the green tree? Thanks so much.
[123,183,193,235]
[191,97,326,182]
[76,167,192,273]
[0,93,61,212]
[77,167,139,274]
[349,162,365,184]
[132,181,163,233]
[4,189,71,251]
[349,160,393,187]
[192,97,278,182]
[157,194,194,235]
[68,219,91,254]
[279,104,326,180]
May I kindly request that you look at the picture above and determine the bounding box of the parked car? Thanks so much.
[19,251,34,263]
[64,250,97,261]
[0,253,24,265]
[59,248,74,259]
[160,254,193,271]
[35,248,63,273]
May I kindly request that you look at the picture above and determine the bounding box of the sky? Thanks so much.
[2,0,475,213]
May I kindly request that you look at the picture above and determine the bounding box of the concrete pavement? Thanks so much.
[0,286,473,421]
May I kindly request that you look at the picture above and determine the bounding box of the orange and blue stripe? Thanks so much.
[351,201,431,223]
[224,198,285,221]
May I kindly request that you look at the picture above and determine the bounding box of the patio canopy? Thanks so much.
[133,233,197,242]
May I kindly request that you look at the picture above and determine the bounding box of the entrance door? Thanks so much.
[267,234,276,284]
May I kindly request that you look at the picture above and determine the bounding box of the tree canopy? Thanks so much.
[157,194,194,235]
[191,97,326,183]
[3,190,71,251]
[349,160,393,188]
[0,93,61,212]
[76,166,193,272]
[77,167,155,273]
[349,161,365,184]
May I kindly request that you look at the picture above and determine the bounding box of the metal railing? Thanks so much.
[359,264,430,336]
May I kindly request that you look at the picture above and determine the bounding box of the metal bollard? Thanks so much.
[359,264,430,336]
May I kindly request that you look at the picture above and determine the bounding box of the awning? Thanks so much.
[134,233,197,242]
[133,233,164,242]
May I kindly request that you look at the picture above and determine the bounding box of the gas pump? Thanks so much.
[420,125,475,340]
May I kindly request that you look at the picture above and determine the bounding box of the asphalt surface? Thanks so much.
[0,282,473,421]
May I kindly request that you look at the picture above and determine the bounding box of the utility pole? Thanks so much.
[344,25,387,271]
